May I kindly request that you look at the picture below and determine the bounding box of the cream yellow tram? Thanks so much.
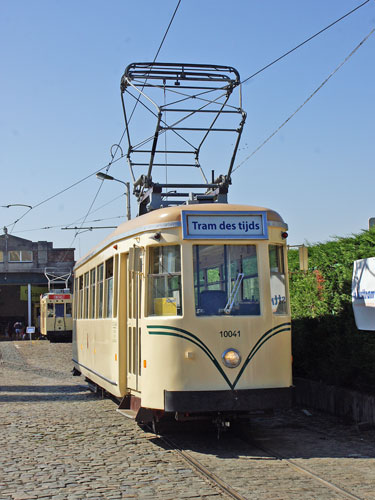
[72,203,292,427]
[40,290,73,342]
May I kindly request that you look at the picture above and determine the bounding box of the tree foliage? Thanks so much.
[288,228,375,394]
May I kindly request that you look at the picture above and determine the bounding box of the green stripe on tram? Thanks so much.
[147,323,291,390]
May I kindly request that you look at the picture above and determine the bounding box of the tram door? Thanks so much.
[127,247,143,392]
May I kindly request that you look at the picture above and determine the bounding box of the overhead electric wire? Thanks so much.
[14,216,124,234]
[5,1,183,239]
[233,27,375,174]
[4,154,126,231]
[241,0,371,84]
[59,0,183,257]
[4,0,368,240]
[126,0,183,125]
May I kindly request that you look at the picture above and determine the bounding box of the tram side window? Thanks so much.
[79,275,84,319]
[47,303,54,317]
[74,278,79,319]
[148,246,182,316]
[193,245,260,316]
[66,303,72,317]
[97,264,104,318]
[84,272,89,319]
[90,268,96,318]
[269,245,287,315]
[105,257,114,318]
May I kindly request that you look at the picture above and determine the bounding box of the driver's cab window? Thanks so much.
[148,246,182,316]
[193,244,260,316]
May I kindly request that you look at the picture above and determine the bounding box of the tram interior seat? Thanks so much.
[199,290,227,315]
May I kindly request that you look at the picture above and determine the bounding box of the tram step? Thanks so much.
[116,408,137,419]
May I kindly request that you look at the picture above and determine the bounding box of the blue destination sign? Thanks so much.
[182,211,268,239]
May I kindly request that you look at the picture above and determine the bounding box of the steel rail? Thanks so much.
[146,421,364,500]
[239,426,363,500]
[149,429,248,500]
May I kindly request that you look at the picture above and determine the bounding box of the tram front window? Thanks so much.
[193,244,260,316]
[55,303,64,317]
[148,245,182,316]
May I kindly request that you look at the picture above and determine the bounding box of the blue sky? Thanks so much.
[1,0,374,259]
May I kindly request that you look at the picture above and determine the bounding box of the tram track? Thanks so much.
[148,420,367,500]
[147,426,247,500]
[243,434,363,500]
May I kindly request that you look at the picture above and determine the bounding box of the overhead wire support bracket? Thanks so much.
[120,62,246,215]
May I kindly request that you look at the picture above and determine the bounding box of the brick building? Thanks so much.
[0,232,75,335]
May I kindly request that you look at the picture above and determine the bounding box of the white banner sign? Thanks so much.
[352,257,375,331]
[182,211,268,239]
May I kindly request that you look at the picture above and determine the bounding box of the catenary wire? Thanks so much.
[4,0,367,237]
[6,0,364,230]
[59,0,183,259]
[14,216,124,234]
[233,27,375,174]
[241,0,371,84]
[5,1,183,237]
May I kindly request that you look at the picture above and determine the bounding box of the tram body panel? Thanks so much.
[73,318,125,397]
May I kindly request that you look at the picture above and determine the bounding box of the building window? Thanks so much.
[8,250,33,262]
[0,251,3,262]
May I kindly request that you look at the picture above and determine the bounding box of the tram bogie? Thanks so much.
[72,203,293,427]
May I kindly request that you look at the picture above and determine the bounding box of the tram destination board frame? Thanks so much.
[181,210,268,240]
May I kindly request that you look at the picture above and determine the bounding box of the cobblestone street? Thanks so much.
[0,341,222,500]
[1,340,375,500]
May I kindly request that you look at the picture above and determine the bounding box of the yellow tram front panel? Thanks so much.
[139,231,292,410]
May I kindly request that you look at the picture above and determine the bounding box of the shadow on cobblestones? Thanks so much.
[0,384,96,403]
[0,384,87,392]
[146,414,375,461]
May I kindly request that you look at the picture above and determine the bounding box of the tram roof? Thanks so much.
[75,203,286,268]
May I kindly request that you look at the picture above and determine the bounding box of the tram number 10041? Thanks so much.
[219,330,240,338]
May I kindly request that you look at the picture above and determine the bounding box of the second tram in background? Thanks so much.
[40,268,73,342]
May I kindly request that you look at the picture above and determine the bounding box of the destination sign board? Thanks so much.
[182,211,268,239]
[48,294,71,300]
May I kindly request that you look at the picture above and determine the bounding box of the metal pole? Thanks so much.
[28,284,32,340]
[126,182,131,220]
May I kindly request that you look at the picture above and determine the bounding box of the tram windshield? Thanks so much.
[193,244,260,316]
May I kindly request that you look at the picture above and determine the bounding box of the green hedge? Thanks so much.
[288,229,375,394]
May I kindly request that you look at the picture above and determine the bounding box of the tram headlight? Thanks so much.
[222,348,241,368]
